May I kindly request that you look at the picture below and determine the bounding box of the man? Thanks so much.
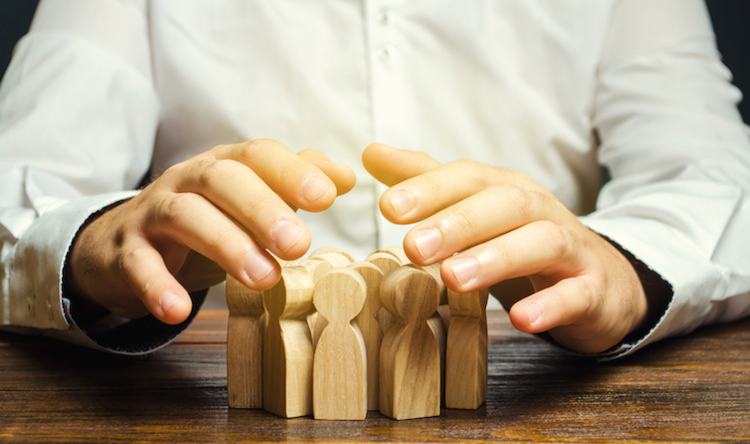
[1,0,749,358]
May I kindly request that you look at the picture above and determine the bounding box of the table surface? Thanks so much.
[2,310,749,443]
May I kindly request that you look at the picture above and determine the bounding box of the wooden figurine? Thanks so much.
[226,275,265,409]
[409,262,449,405]
[366,251,405,335]
[304,252,351,351]
[348,261,386,411]
[288,259,335,351]
[409,262,448,305]
[309,246,356,263]
[262,266,315,418]
[312,268,368,420]
[445,287,489,410]
[379,266,441,420]
[375,246,410,265]
[366,251,404,274]
[308,251,353,269]
[427,308,447,407]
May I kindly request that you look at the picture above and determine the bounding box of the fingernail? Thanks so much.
[244,250,275,282]
[271,219,305,252]
[300,175,329,203]
[524,302,543,326]
[159,291,180,316]
[388,190,416,217]
[449,257,479,286]
[412,228,441,260]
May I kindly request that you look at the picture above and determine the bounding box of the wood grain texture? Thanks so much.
[289,259,334,351]
[374,246,410,265]
[366,251,403,274]
[445,287,489,409]
[312,268,368,420]
[409,262,447,305]
[348,261,386,411]
[308,246,355,263]
[225,275,265,409]
[262,266,315,418]
[427,311,447,407]
[366,252,404,336]
[3,310,750,442]
[307,251,352,269]
[379,267,441,420]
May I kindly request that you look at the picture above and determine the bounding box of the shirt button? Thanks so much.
[379,11,390,25]
[379,45,394,60]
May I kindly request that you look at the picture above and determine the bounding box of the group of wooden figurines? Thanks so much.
[226,246,489,420]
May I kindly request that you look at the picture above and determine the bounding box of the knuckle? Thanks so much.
[503,186,534,219]
[455,159,489,188]
[574,278,601,320]
[118,246,149,282]
[159,161,187,183]
[251,189,284,214]
[441,206,479,239]
[279,160,309,184]
[490,242,516,269]
[206,226,240,252]
[417,173,444,202]
[197,159,234,188]
[539,221,573,258]
[156,193,195,226]
[245,138,281,158]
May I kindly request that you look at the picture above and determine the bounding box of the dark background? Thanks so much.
[1,1,748,122]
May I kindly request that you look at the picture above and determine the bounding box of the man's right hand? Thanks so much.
[66,139,356,325]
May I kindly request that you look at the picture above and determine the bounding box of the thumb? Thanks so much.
[362,143,442,187]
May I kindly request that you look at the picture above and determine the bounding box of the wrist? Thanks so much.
[600,234,673,341]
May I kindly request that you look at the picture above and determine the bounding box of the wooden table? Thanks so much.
[2,310,749,443]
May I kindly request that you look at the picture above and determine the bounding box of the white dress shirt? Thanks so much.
[1,0,749,357]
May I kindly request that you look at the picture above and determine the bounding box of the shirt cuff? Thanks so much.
[578,232,673,361]
[577,215,722,360]
[58,195,209,354]
[8,191,139,330]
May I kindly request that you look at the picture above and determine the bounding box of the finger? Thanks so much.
[379,159,541,224]
[119,239,194,325]
[439,220,585,292]
[212,139,338,212]
[507,276,597,335]
[153,192,282,288]
[170,161,310,259]
[298,148,357,195]
[362,143,442,187]
[403,185,567,264]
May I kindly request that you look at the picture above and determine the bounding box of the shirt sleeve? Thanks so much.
[578,0,750,359]
[0,0,197,354]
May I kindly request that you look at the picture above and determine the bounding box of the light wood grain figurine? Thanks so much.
[226,275,265,409]
[309,246,355,263]
[313,268,368,420]
[305,252,352,350]
[427,307,447,407]
[287,259,334,351]
[409,262,448,305]
[375,246,410,265]
[409,263,449,405]
[379,266,441,420]
[445,287,489,410]
[262,266,315,418]
[348,261,385,411]
[308,250,353,269]
[366,251,405,336]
